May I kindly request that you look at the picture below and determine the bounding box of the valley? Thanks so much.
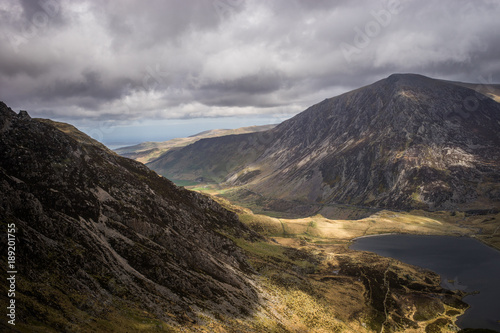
[112,73,500,332]
[192,186,497,332]
[3,0,500,331]
[187,184,500,251]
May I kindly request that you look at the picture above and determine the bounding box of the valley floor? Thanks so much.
[184,186,500,333]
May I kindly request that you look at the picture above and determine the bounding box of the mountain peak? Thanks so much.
[0,100,16,118]
[149,75,500,213]
[18,110,31,119]
[381,73,447,91]
[386,72,430,81]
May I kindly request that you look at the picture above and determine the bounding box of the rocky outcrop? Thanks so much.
[149,74,500,212]
[0,101,260,332]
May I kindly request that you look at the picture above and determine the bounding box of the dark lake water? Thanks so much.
[350,234,500,331]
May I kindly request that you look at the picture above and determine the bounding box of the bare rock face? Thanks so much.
[149,74,500,212]
[0,101,260,331]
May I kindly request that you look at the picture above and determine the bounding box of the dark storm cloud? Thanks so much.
[18,0,66,25]
[193,69,289,107]
[34,70,134,110]
[0,0,499,124]
[96,0,226,50]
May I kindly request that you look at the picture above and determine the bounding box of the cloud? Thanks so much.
[0,0,499,129]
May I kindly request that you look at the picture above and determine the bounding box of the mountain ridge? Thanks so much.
[147,74,500,214]
[0,101,261,331]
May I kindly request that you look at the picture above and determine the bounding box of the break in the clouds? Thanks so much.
[1,0,500,128]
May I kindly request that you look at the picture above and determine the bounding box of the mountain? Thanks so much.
[147,74,500,213]
[115,124,276,164]
[0,100,473,333]
[0,102,260,331]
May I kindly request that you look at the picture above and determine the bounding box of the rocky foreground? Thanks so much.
[0,101,259,331]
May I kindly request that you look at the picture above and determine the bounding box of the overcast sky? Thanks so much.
[1,0,499,146]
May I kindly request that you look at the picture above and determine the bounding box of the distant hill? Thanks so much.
[115,124,276,163]
[147,74,500,213]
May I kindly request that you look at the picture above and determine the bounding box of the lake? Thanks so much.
[350,234,500,331]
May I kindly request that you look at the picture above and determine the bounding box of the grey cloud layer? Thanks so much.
[1,0,499,123]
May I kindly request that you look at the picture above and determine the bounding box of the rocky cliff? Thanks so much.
[0,101,259,332]
[149,74,500,212]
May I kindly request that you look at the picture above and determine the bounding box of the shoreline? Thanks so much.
[350,231,500,253]
[349,232,465,247]
[347,232,500,332]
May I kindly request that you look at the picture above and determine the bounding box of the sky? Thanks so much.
[1,0,499,147]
